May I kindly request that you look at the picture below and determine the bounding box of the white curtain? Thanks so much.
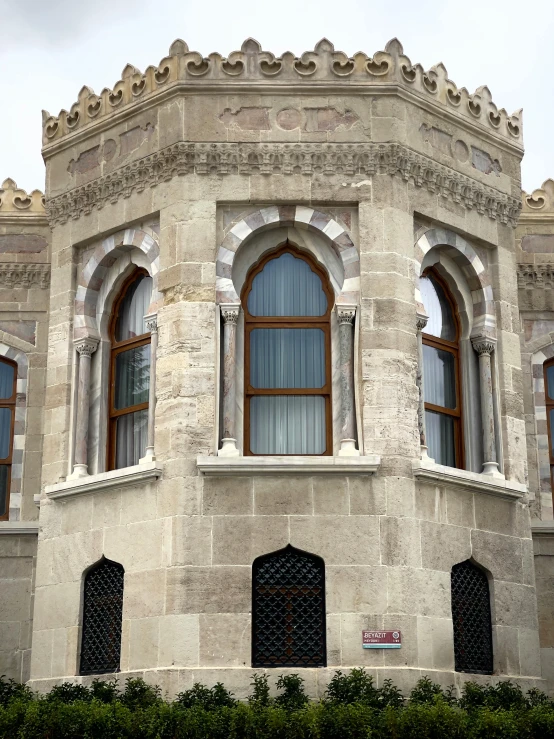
[115,410,148,469]
[423,344,456,465]
[114,344,151,411]
[248,253,327,454]
[115,275,153,341]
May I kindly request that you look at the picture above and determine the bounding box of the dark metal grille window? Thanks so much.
[80,558,124,675]
[252,545,326,667]
[451,560,493,674]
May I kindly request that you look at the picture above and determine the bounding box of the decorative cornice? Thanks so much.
[517,264,554,289]
[0,264,50,289]
[0,179,46,219]
[41,38,522,149]
[45,142,522,227]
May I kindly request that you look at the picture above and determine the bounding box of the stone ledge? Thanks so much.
[413,458,527,500]
[0,521,39,535]
[197,455,381,476]
[45,461,162,500]
[531,520,554,537]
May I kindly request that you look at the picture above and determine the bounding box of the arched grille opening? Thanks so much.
[252,545,326,667]
[80,558,124,675]
[451,560,493,674]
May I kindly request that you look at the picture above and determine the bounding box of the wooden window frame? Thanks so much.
[544,358,554,509]
[0,356,16,521]
[241,243,334,456]
[107,269,151,471]
[422,269,464,469]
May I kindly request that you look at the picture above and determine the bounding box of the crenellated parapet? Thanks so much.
[0,179,46,220]
[521,179,554,223]
[41,38,523,149]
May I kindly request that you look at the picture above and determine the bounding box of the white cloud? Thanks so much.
[0,0,552,192]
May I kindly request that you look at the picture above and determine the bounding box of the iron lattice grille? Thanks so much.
[451,560,493,675]
[80,559,124,675]
[252,546,326,668]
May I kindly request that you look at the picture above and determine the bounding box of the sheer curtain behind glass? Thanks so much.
[110,273,152,469]
[420,273,461,468]
[245,250,330,455]
[0,360,14,518]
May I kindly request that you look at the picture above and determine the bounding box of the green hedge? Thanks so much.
[1,670,554,738]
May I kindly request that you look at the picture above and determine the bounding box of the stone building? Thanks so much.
[1,37,554,696]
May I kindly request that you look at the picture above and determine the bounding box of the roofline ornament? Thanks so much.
[521,179,554,216]
[41,38,523,147]
[0,179,46,217]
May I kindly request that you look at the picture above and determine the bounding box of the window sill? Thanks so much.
[412,457,527,500]
[45,461,162,500]
[0,521,39,535]
[531,521,554,537]
[197,455,381,476]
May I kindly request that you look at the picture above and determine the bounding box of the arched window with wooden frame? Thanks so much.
[242,244,333,456]
[544,358,554,500]
[252,545,326,668]
[108,269,153,470]
[420,270,463,468]
[0,357,16,520]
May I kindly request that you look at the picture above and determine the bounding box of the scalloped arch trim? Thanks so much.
[215,206,360,304]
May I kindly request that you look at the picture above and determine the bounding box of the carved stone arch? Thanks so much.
[0,343,28,519]
[216,206,360,305]
[74,227,160,341]
[414,228,495,339]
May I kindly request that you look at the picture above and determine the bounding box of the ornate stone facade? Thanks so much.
[1,37,554,695]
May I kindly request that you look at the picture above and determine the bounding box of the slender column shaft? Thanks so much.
[142,315,158,461]
[416,315,428,449]
[219,305,240,456]
[72,338,98,477]
[337,306,358,456]
[472,337,499,475]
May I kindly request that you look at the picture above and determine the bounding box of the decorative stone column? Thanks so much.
[471,336,502,477]
[69,338,98,479]
[139,314,158,464]
[337,306,359,456]
[416,313,431,459]
[219,304,240,457]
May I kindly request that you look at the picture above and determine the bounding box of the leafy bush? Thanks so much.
[1,672,554,738]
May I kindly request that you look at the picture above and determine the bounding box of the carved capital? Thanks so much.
[416,314,428,332]
[144,313,158,334]
[471,337,496,356]
[220,304,240,325]
[337,306,356,325]
[75,338,99,358]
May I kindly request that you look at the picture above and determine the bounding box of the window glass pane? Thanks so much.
[425,410,456,467]
[115,274,153,341]
[423,344,457,409]
[550,410,554,453]
[0,408,12,460]
[547,365,554,401]
[115,409,148,469]
[0,465,8,517]
[0,362,14,399]
[250,396,326,454]
[250,329,325,389]
[248,253,328,317]
[420,274,456,341]
[114,344,150,410]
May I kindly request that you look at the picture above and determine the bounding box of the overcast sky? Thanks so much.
[0,0,552,194]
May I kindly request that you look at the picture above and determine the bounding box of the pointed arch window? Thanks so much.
[451,560,493,674]
[80,557,124,675]
[242,245,333,455]
[0,358,16,520]
[420,271,463,468]
[108,270,153,470]
[252,545,326,668]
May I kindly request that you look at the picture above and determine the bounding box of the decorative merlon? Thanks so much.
[41,38,522,147]
[0,179,46,218]
[45,141,522,227]
[520,179,554,222]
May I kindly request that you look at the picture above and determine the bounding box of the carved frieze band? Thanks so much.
[517,264,554,289]
[42,38,521,145]
[0,264,50,289]
[45,142,522,227]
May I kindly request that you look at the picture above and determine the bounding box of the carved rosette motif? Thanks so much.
[471,337,496,356]
[75,339,99,358]
[45,142,522,228]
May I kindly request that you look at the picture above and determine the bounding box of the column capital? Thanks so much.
[416,313,428,332]
[337,305,357,325]
[220,303,240,325]
[74,338,99,358]
[471,336,496,356]
[144,313,158,334]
